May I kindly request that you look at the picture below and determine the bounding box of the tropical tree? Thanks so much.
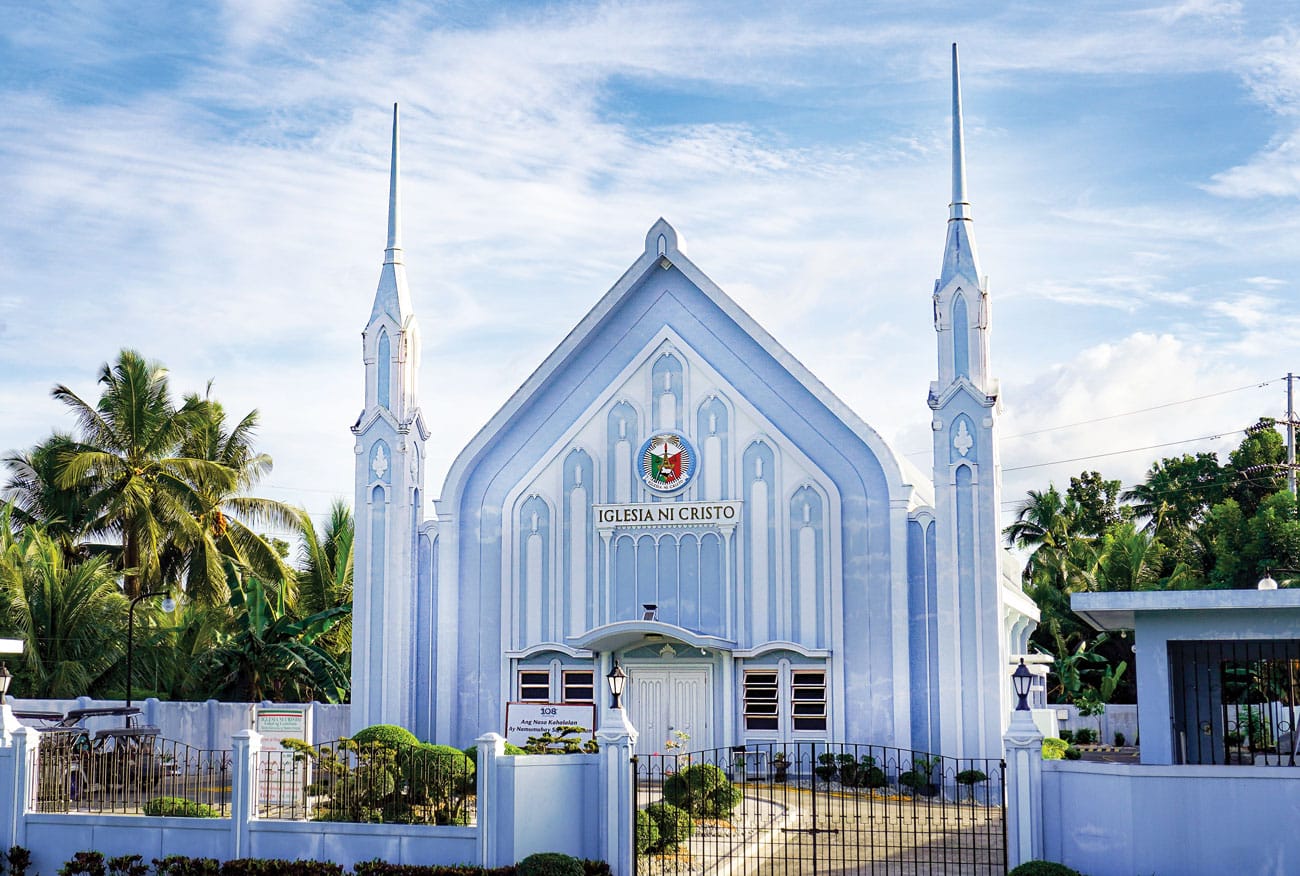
[0,511,129,698]
[164,391,299,604]
[194,561,350,703]
[296,501,354,666]
[1,433,101,554]
[48,350,235,598]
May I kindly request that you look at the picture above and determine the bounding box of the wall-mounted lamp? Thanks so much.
[606,663,627,710]
[1012,658,1032,712]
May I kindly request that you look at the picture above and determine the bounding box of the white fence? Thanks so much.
[0,717,632,875]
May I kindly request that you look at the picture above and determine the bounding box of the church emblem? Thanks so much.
[638,432,697,493]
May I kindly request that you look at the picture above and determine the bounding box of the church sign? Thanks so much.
[504,703,597,749]
[594,500,741,529]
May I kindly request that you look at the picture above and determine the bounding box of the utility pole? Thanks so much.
[1289,373,1296,495]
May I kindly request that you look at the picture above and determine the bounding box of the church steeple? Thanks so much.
[922,43,1009,761]
[370,103,413,324]
[932,44,991,398]
[351,101,426,733]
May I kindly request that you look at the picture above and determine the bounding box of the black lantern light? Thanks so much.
[1012,658,1033,712]
[606,662,627,710]
[0,662,11,706]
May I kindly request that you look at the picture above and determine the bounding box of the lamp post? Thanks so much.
[126,589,175,722]
[606,662,627,710]
[1012,658,1033,712]
[1258,568,1300,590]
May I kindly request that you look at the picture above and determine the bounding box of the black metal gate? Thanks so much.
[633,742,1006,875]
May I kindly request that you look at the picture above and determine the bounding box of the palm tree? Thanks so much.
[2,433,101,554]
[165,392,300,605]
[50,350,235,598]
[0,514,128,698]
[296,501,354,666]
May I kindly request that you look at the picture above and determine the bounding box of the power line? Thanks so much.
[1002,432,1229,473]
[1000,379,1276,442]
[906,377,1276,457]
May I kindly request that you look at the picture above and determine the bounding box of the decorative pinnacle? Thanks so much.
[385,103,402,263]
[950,43,970,222]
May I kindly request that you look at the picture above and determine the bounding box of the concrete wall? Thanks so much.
[1049,704,1138,745]
[1042,760,1300,876]
[14,698,351,749]
[492,753,600,863]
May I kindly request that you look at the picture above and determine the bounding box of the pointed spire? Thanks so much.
[386,103,402,263]
[949,43,970,222]
[940,43,981,285]
[370,102,413,324]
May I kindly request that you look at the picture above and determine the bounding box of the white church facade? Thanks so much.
[350,46,1038,761]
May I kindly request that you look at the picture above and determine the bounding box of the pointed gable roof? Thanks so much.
[438,217,927,508]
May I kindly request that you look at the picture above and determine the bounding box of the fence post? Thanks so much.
[1003,708,1044,869]
[596,709,638,876]
[476,732,506,868]
[231,729,262,859]
[0,725,35,853]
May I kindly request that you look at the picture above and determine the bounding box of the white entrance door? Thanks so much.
[626,666,710,756]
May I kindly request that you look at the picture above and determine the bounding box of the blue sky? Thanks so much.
[3,0,1299,531]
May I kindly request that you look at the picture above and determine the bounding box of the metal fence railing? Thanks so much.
[257,738,477,825]
[634,742,1006,876]
[33,731,230,816]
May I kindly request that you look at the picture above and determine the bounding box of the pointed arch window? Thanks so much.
[952,294,970,379]
[951,295,972,376]
[377,329,392,410]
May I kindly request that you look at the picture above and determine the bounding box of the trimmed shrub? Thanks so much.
[152,858,221,876]
[221,860,344,876]
[463,741,526,764]
[1041,738,1068,760]
[517,852,584,876]
[579,863,612,876]
[107,856,147,876]
[402,743,476,825]
[1007,862,1083,876]
[352,862,515,876]
[1114,732,1126,747]
[645,802,694,851]
[1057,729,1074,744]
[956,769,988,786]
[662,763,741,818]
[8,846,32,876]
[59,852,105,876]
[1073,727,1097,745]
[636,808,661,855]
[351,724,420,749]
[1063,746,1083,760]
[143,796,221,818]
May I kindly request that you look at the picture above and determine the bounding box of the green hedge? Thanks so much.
[142,797,221,818]
[1007,862,1083,876]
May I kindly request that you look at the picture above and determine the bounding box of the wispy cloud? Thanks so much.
[3,1,1300,527]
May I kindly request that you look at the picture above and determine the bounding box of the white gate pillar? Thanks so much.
[230,729,262,859]
[476,732,506,868]
[596,707,638,876]
[1003,708,1044,869]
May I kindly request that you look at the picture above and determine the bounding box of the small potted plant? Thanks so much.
[956,768,988,801]
[771,751,789,783]
[898,754,941,797]
[730,746,747,781]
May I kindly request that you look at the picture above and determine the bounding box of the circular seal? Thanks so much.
[638,432,697,494]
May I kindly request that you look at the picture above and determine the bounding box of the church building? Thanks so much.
[350,45,1038,761]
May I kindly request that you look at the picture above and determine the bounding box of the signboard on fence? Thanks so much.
[254,705,312,809]
[504,702,596,750]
